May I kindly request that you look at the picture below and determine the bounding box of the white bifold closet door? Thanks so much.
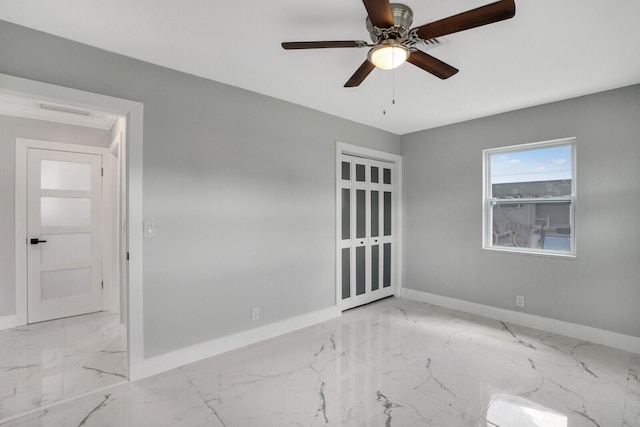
[27,148,103,323]
[339,155,394,311]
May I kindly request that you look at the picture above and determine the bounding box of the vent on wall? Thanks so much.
[0,93,119,130]
[40,103,91,116]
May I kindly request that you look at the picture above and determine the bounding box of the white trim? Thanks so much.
[1,73,144,382]
[335,142,403,312]
[402,288,640,355]
[126,104,144,381]
[0,315,17,331]
[484,137,576,156]
[143,306,340,378]
[105,132,122,314]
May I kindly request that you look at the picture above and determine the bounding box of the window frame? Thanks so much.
[482,137,577,258]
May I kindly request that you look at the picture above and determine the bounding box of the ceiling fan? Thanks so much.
[282,0,516,87]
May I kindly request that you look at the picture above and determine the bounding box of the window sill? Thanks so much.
[482,245,576,259]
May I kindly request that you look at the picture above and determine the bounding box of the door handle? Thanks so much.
[30,238,47,245]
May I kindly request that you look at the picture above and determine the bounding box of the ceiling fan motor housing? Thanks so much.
[366,3,414,42]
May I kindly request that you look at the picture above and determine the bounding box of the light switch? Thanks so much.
[144,222,155,237]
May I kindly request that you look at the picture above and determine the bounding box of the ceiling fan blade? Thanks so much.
[282,41,368,50]
[344,60,376,87]
[362,0,394,28]
[407,50,459,80]
[414,0,515,40]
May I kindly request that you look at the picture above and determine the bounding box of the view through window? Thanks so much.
[484,138,576,256]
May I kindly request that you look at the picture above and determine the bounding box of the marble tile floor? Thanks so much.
[2,298,639,427]
[0,312,127,423]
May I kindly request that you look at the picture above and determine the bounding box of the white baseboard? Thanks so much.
[0,315,17,331]
[402,288,640,355]
[142,306,341,379]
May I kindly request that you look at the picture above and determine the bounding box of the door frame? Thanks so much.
[1,72,144,381]
[335,141,403,311]
[19,141,108,323]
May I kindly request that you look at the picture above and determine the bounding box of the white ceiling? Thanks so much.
[1,0,639,135]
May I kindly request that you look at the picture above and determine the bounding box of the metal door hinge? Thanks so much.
[101,281,104,289]
[101,168,104,176]
[127,252,130,261]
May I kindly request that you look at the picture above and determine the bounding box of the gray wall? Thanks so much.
[402,84,640,338]
[0,114,111,317]
[0,21,401,357]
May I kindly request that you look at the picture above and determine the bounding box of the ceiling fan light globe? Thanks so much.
[368,45,408,70]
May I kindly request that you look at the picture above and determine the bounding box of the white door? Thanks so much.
[339,155,395,311]
[27,148,103,323]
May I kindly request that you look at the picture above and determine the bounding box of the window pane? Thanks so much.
[356,164,365,182]
[341,161,350,181]
[486,140,575,255]
[341,189,350,240]
[492,201,571,250]
[490,144,572,197]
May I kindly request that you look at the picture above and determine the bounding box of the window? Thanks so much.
[483,138,576,257]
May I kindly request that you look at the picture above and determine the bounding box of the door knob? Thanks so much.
[30,238,47,245]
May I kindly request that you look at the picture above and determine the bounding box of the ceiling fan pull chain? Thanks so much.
[392,65,396,106]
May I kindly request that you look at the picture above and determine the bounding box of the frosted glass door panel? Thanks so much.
[356,164,365,182]
[371,191,379,238]
[40,233,91,266]
[371,245,379,291]
[356,190,366,239]
[342,248,350,299]
[41,197,91,227]
[384,192,392,236]
[41,268,92,300]
[41,160,91,191]
[341,189,350,240]
[356,246,365,296]
[383,243,391,288]
[341,162,350,180]
[371,166,379,183]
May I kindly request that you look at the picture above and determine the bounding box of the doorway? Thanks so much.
[336,142,402,311]
[0,73,144,384]
[0,73,144,422]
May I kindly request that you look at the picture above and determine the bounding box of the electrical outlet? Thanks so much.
[251,307,260,321]
[516,296,525,308]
